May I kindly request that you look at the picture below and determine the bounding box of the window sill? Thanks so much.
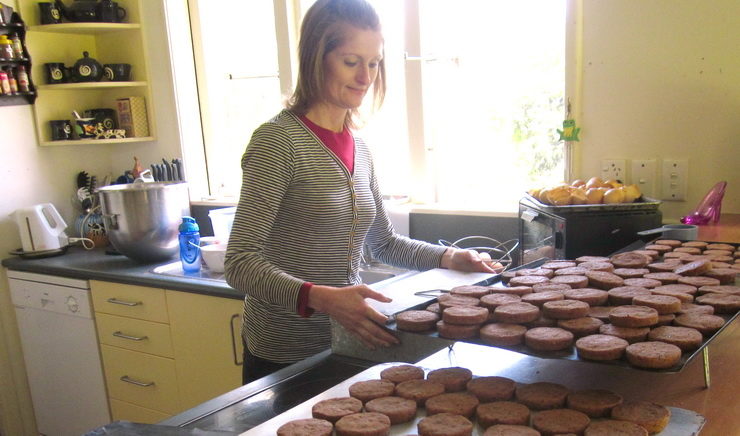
[407,204,518,218]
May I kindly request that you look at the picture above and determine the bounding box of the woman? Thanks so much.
[224,0,499,384]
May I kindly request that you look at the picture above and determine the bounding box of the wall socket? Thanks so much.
[601,159,627,182]
[661,159,688,201]
[631,159,657,198]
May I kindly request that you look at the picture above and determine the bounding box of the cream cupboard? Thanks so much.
[90,280,243,423]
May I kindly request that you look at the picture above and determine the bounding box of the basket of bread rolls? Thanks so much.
[526,177,660,211]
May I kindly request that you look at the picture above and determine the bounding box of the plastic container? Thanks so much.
[208,206,236,243]
[178,216,201,273]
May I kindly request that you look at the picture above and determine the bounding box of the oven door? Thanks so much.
[518,202,565,264]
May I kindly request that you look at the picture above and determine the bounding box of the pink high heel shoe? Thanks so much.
[680,181,727,225]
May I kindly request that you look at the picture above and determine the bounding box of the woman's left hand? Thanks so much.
[441,248,504,273]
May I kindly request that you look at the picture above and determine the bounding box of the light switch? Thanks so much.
[631,159,657,198]
[661,159,688,201]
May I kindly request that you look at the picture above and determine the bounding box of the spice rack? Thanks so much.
[16,0,155,146]
[0,11,37,106]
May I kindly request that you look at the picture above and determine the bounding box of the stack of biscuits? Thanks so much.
[277,364,674,435]
[394,240,739,370]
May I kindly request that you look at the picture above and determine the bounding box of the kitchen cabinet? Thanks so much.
[16,0,155,145]
[90,280,244,422]
[167,290,244,410]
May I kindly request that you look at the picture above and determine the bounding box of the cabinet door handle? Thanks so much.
[120,375,155,387]
[230,313,243,366]
[113,331,149,341]
[107,297,142,307]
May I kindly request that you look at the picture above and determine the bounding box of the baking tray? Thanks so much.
[240,363,706,436]
[388,242,739,374]
[522,193,662,213]
[387,287,739,374]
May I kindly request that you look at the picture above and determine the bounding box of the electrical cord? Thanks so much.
[69,237,95,250]
[76,204,102,250]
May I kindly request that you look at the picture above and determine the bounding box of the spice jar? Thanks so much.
[10,33,23,58]
[0,35,15,60]
[16,65,30,93]
[0,70,11,95]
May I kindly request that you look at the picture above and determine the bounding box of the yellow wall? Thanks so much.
[575,0,740,221]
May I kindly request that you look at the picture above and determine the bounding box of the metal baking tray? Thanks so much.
[522,193,662,213]
[240,363,706,436]
[388,245,739,374]
[387,289,738,374]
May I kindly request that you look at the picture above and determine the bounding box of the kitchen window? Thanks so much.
[172,0,568,212]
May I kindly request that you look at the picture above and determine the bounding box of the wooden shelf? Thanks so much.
[37,81,148,90]
[40,136,155,146]
[28,23,141,34]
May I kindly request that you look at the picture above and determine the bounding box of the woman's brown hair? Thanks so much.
[287,0,386,128]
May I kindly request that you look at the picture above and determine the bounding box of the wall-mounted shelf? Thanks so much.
[40,136,155,146]
[28,23,141,34]
[37,81,147,90]
[1,13,37,106]
[17,0,156,146]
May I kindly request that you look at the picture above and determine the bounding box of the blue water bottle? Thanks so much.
[179,216,201,273]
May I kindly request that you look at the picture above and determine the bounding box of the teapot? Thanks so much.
[54,0,99,22]
[72,51,103,82]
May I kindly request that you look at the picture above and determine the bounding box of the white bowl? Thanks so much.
[200,243,227,273]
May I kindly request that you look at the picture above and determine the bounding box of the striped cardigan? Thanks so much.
[224,110,447,363]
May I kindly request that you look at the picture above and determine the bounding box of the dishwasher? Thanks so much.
[9,270,111,436]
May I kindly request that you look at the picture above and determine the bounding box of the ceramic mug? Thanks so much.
[97,1,127,23]
[44,62,66,84]
[49,120,73,140]
[103,63,131,81]
[38,2,62,24]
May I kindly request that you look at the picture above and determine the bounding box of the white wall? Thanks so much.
[576,0,740,221]
[0,1,182,434]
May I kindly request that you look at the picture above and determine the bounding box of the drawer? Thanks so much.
[109,398,170,424]
[100,345,180,414]
[91,280,169,323]
[96,312,174,358]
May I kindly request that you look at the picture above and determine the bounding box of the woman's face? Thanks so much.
[322,26,383,112]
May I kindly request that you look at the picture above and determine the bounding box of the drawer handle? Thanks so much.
[107,298,143,307]
[113,331,149,342]
[230,313,243,366]
[120,375,155,387]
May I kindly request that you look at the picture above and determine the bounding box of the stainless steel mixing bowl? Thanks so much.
[98,182,191,262]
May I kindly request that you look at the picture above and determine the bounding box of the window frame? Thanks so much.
[170,0,577,212]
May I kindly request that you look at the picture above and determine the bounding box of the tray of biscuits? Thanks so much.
[241,362,705,435]
[390,240,739,373]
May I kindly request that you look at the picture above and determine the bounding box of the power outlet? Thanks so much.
[661,159,688,201]
[601,159,627,183]
[631,159,657,198]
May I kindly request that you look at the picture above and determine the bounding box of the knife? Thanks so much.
[173,158,183,181]
[162,159,172,181]
[150,164,158,182]
[171,162,179,182]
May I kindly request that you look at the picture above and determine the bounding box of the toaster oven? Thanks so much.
[518,195,662,264]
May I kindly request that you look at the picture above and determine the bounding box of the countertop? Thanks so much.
[696,213,740,243]
[1,246,243,300]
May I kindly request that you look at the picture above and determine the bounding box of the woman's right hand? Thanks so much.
[308,284,400,350]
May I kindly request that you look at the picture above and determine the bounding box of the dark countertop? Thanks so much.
[1,246,243,300]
